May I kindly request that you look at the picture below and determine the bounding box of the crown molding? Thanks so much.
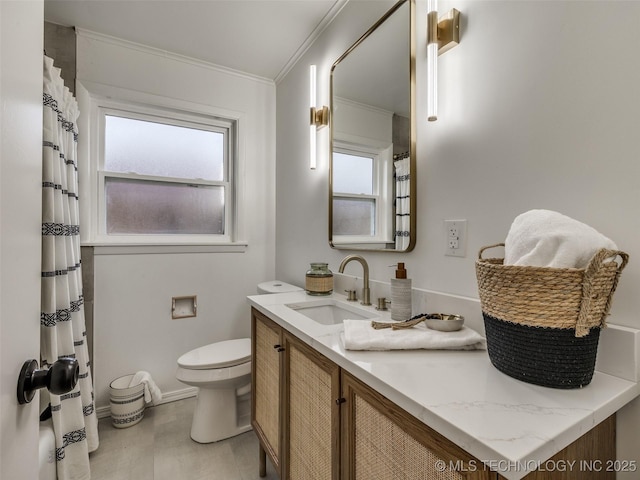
[75,28,275,87]
[274,0,350,84]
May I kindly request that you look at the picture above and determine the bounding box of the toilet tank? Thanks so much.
[257,281,303,295]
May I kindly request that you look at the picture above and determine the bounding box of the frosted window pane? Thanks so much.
[105,178,224,235]
[105,115,224,181]
[333,198,375,236]
[333,152,373,194]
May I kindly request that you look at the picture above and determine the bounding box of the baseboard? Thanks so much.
[96,386,198,419]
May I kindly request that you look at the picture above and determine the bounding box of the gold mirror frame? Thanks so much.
[329,0,416,252]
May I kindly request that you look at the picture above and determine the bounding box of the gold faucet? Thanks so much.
[338,255,371,306]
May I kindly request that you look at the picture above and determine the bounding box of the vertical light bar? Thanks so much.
[309,64,317,169]
[427,0,438,121]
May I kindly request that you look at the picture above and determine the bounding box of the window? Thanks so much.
[94,104,236,244]
[332,143,393,245]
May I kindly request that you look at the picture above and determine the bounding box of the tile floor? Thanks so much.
[90,397,278,480]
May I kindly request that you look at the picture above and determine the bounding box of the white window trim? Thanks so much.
[76,80,248,251]
[332,141,394,245]
[97,106,233,242]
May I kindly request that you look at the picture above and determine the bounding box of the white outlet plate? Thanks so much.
[445,219,467,257]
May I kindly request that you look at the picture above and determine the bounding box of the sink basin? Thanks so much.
[285,298,377,325]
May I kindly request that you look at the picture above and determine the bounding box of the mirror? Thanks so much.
[329,0,415,252]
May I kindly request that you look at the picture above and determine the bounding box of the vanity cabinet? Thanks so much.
[252,307,616,480]
[252,308,487,479]
[252,308,340,480]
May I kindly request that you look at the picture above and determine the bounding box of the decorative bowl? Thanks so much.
[424,313,464,332]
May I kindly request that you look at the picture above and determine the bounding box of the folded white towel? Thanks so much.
[129,371,163,406]
[504,209,617,269]
[343,320,486,351]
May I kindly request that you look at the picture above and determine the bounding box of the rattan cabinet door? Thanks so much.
[252,309,283,476]
[284,334,341,480]
[341,372,493,480]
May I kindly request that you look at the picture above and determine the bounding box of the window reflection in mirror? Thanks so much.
[329,0,415,252]
[332,145,393,243]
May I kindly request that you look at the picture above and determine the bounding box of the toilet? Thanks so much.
[176,280,302,443]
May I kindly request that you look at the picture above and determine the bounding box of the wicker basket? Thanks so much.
[476,243,628,389]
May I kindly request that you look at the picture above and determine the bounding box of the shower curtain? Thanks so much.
[394,154,411,250]
[42,55,99,480]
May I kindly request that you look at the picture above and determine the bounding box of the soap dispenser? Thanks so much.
[390,263,412,321]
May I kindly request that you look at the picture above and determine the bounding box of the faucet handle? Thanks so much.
[345,289,357,301]
[376,297,391,311]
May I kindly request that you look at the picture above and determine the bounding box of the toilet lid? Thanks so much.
[178,338,251,370]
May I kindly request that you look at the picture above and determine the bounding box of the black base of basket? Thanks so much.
[483,313,600,389]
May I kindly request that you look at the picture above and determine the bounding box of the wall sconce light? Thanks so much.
[309,64,329,169]
[427,2,460,121]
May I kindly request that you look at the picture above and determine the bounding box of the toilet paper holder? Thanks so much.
[172,295,197,319]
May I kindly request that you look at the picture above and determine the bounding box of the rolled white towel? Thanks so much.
[128,371,162,406]
[343,320,485,351]
[504,209,617,269]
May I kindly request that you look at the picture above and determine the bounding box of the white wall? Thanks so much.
[275,0,640,474]
[0,1,44,478]
[76,32,277,408]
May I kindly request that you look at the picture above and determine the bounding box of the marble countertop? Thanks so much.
[247,290,640,480]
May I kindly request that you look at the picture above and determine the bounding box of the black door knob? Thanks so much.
[17,357,79,404]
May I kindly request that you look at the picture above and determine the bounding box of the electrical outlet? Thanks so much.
[445,219,467,257]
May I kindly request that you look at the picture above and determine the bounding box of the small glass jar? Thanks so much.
[305,263,333,296]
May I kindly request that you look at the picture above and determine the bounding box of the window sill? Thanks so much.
[87,242,248,255]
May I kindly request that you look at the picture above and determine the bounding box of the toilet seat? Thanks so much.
[178,338,251,370]
[175,360,251,386]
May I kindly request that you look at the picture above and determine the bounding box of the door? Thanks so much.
[252,309,284,476]
[341,372,493,480]
[0,1,45,478]
[283,333,340,480]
